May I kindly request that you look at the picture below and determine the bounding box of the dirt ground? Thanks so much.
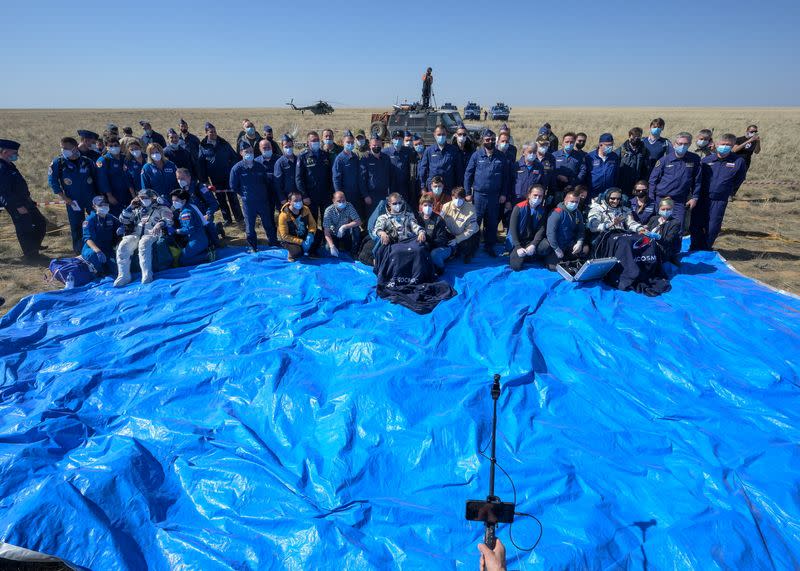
[1,107,799,316]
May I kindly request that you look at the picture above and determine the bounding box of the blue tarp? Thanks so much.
[1,246,799,570]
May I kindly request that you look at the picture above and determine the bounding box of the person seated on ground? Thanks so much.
[587,187,645,242]
[507,184,547,272]
[322,191,361,258]
[440,186,480,263]
[169,189,210,266]
[428,175,450,214]
[629,179,656,224]
[81,195,120,276]
[373,192,426,247]
[278,190,317,262]
[416,192,452,273]
[115,188,174,286]
[646,197,682,265]
[537,189,589,271]
[176,167,224,245]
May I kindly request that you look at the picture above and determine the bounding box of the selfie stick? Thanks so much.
[485,374,502,549]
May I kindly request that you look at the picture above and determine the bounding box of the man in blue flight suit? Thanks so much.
[332,130,362,214]
[644,118,671,174]
[295,130,333,225]
[553,131,588,190]
[197,122,243,225]
[689,133,747,251]
[169,189,210,266]
[81,196,120,276]
[587,133,619,200]
[140,120,167,147]
[164,128,196,177]
[360,133,392,210]
[498,124,518,161]
[77,130,101,161]
[178,118,201,159]
[176,167,223,247]
[0,139,48,260]
[255,138,280,233]
[464,129,509,256]
[419,124,462,195]
[451,123,474,187]
[231,141,276,251]
[263,125,281,157]
[95,136,133,216]
[511,139,555,208]
[49,136,99,253]
[274,134,297,206]
[383,129,412,202]
[648,132,701,231]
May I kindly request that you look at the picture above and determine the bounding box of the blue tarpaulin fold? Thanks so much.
[1,246,799,570]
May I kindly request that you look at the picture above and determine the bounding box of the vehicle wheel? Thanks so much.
[370,121,388,140]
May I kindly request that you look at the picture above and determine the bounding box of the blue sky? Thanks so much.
[2,0,798,108]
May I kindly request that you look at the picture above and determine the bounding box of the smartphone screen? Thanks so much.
[465,500,515,524]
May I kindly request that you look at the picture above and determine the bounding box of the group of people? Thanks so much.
[0,116,759,286]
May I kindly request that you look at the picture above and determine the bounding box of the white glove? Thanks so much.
[524,243,536,257]
[69,201,81,212]
[571,242,583,255]
[336,227,344,238]
[516,247,527,257]
[329,245,339,257]
[555,248,564,259]
[447,238,457,247]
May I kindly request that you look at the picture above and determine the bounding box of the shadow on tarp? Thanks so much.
[1,241,799,570]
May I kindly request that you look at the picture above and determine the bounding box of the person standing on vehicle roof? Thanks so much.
[421,67,433,108]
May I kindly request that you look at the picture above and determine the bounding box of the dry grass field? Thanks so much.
[1,107,799,316]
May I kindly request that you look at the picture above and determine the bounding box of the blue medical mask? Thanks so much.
[323,138,333,146]
[245,127,256,136]
[97,205,110,216]
[62,149,75,160]
[659,209,672,218]
[414,144,424,153]
[403,140,412,147]
[435,135,446,145]
[291,201,303,211]
[563,143,574,152]
[344,143,355,152]
[650,127,662,137]
[336,201,347,209]
[565,202,579,212]
[392,138,402,148]
[172,200,184,210]
[150,153,162,162]
[431,186,443,196]
[310,141,321,152]
[108,146,121,155]
[525,153,536,162]
[243,153,254,162]
[455,198,465,208]
[696,139,709,148]
[131,149,142,159]
[263,149,273,159]
[716,145,732,155]
[538,145,549,154]
[10,154,18,162]
[283,146,294,156]
[498,142,509,152]
[529,197,542,208]
[674,144,688,155]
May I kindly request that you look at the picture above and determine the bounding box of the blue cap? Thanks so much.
[139,120,150,127]
[542,122,551,130]
[204,122,215,131]
[77,130,99,139]
[343,129,353,138]
[499,123,509,132]
[404,130,412,137]
[599,132,614,143]
[538,127,548,135]
[238,140,253,152]
[0,139,21,150]
[370,132,382,141]
[179,118,188,126]
[263,124,273,132]
[92,195,108,207]
[413,133,423,141]
[106,123,118,131]
[281,133,293,143]
[167,128,177,136]
[483,129,496,138]
[391,129,403,138]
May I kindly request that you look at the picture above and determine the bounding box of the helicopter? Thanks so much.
[286,99,335,115]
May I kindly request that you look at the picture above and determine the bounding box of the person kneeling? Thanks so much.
[440,187,480,263]
[322,191,361,259]
[169,189,210,266]
[646,197,682,266]
[507,185,547,272]
[537,190,589,271]
[81,196,120,277]
[278,191,317,262]
[416,192,452,273]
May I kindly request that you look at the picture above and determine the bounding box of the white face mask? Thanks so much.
[431,186,443,196]
[172,201,185,210]
[97,206,110,216]
[140,198,152,207]
[108,146,121,155]
[178,179,189,188]
[391,204,402,214]
[529,197,542,207]
[150,153,162,162]
[455,198,465,208]
[131,149,142,158]
[422,205,433,216]
[456,135,466,144]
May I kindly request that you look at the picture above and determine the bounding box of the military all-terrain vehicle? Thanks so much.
[463,102,481,120]
[370,103,482,144]
[440,102,457,111]
[489,102,510,121]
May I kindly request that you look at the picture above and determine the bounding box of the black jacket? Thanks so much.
[416,211,451,249]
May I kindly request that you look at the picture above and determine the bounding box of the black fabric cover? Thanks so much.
[594,231,672,296]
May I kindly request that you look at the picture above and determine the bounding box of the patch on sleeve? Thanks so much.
[654,160,661,168]
[82,220,89,227]
[180,212,191,220]
[96,160,103,168]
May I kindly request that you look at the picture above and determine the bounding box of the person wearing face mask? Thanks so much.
[197,122,244,226]
[403,130,414,149]
[81,196,120,276]
[255,139,280,227]
[648,132,701,232]
[230,141,277,251]
[689,134,746,251]
[384,129,414,204]
[274,134,298,206]
[586,133,620,201]
[359,133,392,214]
[323,191,362,258]
[427,175,450,214]
[587,188,645,244]
[373,192,426,247]
[177,119,201,159]
[617,127,651,196]
[418,125,463,196]
[278,190,318,261]
[77,129,102,161]
[354,130,370,159]
[95,136,134,216]
[539,123,559,152]
[236,119,263,158]
[321,128,343,161]
[139,120,166,148]
[175,168,222,246]
[163,129,195,176]
[332,130,363,217]
[645,197,682,264]
[465,129,510,256]
[49,136,99,253]
[553,132,588,190]
[168,188,210,266]
[507,140,554,230]
[733,124,761,179]
[451,124,475,184]
[140,143,178,202]
[538,190,588,271]
[694,129,714,158]
[440,187,480,263]
[262,125,281,157]
[296,130,334,224]
[629,180,656,224]
[643,118,670,174]
[498,124,517,159]
[0,139,48,261]
[114,188,174,286]
[507,185,547,271]
[118,126,139,157]
[409,133,425,206]
[124,141,146,192]
[415,192,452,272]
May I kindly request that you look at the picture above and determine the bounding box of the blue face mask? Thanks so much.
[245,127,256,136]
[659,209,673,218]
[263,150,273,159]
[716,145,732,155]
[435,135,446,145]
[392,139,402,148]
[565,202,579,212]
[414,144,424,153]
[525,153,536,162]
[284,147,294,156]
[344,143,354,152]
[61,149,74,160]
[563,143,574,152]
[651,127,662,137]
[310,141,321,152]
[243,153,254,162]
[9,154,19,162]
[323,138,333,146]
[674,144,688,155]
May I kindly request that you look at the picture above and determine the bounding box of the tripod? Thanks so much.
[484,374,501,549]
